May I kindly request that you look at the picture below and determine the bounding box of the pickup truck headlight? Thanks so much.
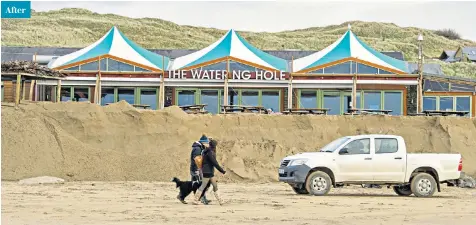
[289,159,308,166]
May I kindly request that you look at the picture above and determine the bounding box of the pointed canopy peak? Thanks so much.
[48,25,170,71]
[169,28,288,71]
[292,28,408,73]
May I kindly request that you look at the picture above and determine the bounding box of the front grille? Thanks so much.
[279,172,288,177]
[281,160,290,167]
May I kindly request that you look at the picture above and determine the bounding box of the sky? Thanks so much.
[31,0,476,41]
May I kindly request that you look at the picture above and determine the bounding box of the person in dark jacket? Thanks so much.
[189,135,211,204]
[193,138,226,205]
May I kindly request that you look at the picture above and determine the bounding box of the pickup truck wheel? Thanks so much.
[305,171,332,196]
[411,173,437,197]
[393,185,412,196]
[292,186,309,195]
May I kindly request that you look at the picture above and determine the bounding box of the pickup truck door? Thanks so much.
[371,137,406,182]
[335,138,373,182]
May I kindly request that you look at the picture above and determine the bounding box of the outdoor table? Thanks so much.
[282,108,329,115]
[348,108,392,115]
[422,110,469,117]
[221,105,265,114]
[179,104,208,114]
[132,104,150,109]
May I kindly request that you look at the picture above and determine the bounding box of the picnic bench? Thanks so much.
[346,108,392,115]
[105,103,151,109]
[282,108,330,115]
[421,110,469,117]
[179,104,208,114]
[221,105,265,114]
[132,104,150,109]
[407,113,427,117]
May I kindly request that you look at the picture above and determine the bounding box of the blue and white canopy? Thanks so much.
[292,25,408,74]
[169,29,288,71]
[49,26,169,71]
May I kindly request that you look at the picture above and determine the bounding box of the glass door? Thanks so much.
[299,90,318,108]
[322,91,341,115]
[200,90,219,114]
[177,89,197,106]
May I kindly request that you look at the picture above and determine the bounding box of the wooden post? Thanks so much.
[95,56,102,105]
[56,79,61,103]
[30,52,37,101]
[21,80,27,101]
[29,80,36,101]
[223,59,230,110]
[287,56,294,110]
[15,74,21,105]
[159,56,166,109]
[352,73,357,109]
[417,77,423,113]
[417,37,424,113]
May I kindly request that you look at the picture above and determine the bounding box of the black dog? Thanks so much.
[172,177,210,204]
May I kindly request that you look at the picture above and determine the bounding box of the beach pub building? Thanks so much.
[2,25,474,116]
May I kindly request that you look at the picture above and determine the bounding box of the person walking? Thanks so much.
[193,138,226,205]
[189,134,211,204]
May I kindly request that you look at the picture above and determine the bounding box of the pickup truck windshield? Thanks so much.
[319,137,350,152]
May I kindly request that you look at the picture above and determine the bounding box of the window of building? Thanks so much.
[101,88,115,106]
[378,69,393,74]
[439,97,454,111]
[424,95,472,116]
[80,61,99,71]
[64,66,79,71]
[241,90,260,106]
[229,61,265,72]
[363,91,382,110]
[357,63,378,74]
[140,89,158,110]
[262,91,280,112]
[134,66,150,72]
[323,93,341,115]
[58,86,90,102]
[450,83,475,92]
[424,80,450,92]
[107,59,135,72]
[456,96,471,113]
[423,97,437,111]
[177,90,197,106]
[309,69,324,74]
[323,62,351,74]
[199,61,227,71]
[300,91,318,108]
[375,138,398,154]
[60,87,72,101]
[175,88,280,114]
[117,88,135,104]
[73,87,89,102]
[384,92,402,115]
[201,90,219,114]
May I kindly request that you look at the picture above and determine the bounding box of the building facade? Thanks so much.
[2,26,474,117]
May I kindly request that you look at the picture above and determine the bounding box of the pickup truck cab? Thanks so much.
[278,134,463,197]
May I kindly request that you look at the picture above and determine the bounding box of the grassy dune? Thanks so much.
[2,8,475,78]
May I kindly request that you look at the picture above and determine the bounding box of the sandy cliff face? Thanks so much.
[2,101,475,182]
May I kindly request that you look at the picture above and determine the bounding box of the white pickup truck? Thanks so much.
[278,134,463,197]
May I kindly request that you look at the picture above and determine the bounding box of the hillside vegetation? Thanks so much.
[1,8,475,78]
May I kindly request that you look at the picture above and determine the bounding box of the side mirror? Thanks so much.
[339,148,349,155]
